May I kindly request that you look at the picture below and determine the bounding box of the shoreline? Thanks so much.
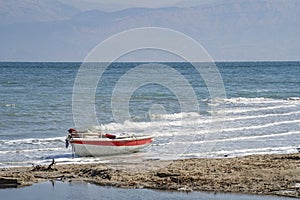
[1,153,300,198]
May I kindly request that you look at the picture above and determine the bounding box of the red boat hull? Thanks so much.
[69,135,153,157]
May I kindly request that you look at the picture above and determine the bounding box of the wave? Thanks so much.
[215,110,300,122]
[0,147,65,154]
[158,131,300,146]
[182,146,298,158]
[211,97,300,104]
[149,110,300,126]
[94,113,300,138]
[0,103,16,107]
[149,112,200,120]
[211,119,300,134]
[0,96,299,167]
[0,137,65,145]
[210,104,297,114]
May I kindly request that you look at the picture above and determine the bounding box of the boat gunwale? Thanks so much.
[70,135,154,142]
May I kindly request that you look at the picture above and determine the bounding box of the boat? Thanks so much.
[65,128,153,157]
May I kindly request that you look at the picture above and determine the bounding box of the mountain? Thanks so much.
[0,0,299,61]
[0,0,79,24]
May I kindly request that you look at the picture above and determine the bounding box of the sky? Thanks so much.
[58,0,210,11]
[0,0,299,61]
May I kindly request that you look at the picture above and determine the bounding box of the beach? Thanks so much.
[1,153,300,198]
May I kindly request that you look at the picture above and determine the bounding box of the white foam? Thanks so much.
[0,147,65,154]
[217,119,300,133]
[161,131,300,146]
[0,136,65,145]
[182,146,298,158]
[210,104,296,114]
[215,110,300,122]
[1,97,300,167]
[91,108,300,138]
[150,112,200,120]
[150,110,300,128]
[213,97,292,104]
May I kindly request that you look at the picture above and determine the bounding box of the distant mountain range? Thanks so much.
[0,0,79,24]
[0,0,299,61]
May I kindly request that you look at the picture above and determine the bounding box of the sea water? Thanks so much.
[0,62,299,167]
[0,181,292,200]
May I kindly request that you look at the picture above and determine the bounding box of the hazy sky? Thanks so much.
[1,0,299,61]
[59,0,211,11]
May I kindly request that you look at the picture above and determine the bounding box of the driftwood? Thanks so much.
[0,178,19,188]
[47,159,56,170]
[31,159,56,171]
[156,172,180,178]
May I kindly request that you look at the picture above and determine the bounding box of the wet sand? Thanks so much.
[1,153,300,198]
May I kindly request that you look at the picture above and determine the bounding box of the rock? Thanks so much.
[156,172,180,178]
[90,168,111,180]
[178,187,193,192]
[0,178,20,188]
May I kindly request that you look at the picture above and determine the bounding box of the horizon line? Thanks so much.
[0,60,300,63]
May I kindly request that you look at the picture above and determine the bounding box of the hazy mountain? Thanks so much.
[0,0,79,24]
[0,0,299,61]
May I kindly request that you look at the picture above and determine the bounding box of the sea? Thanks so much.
[0,181,292,200]
[0,61,299,167]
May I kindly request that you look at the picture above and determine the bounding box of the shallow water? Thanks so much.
[0,181,293,200]
[0,62,300,167]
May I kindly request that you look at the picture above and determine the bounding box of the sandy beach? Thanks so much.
[1,153,300,198]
